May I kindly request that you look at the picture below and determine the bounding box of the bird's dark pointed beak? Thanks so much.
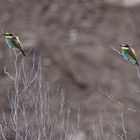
[1,33,5,36]
[0,33,6,37]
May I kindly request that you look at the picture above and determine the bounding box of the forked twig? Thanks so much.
[4,66,15,81]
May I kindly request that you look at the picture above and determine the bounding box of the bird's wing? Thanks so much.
[11,36,22,49]
[129,47,137,59]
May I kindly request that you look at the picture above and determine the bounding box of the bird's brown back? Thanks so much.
[129,47,137,59]
[12,36,21,49]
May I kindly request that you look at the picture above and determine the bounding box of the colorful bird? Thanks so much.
[1,32,26,56]
[120,44,139,65]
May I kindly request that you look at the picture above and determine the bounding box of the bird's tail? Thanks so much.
[135,59,139,65]
[20,48,26,56]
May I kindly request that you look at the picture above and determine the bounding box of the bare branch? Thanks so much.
[112,47,122,56]
[134,65,140,79]
[91,119,98,140]
[120,105,127,140]
[99,87,140,113]
[99,113,105,139]
[0,124,7,140]
[4,66,15,81]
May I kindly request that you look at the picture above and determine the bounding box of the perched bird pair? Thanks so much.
[120,44,139,65]
[1,32,26,56]
[0,33,139,65]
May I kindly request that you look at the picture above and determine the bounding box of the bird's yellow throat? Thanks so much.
[121,47,129,50]
[5,36,13,39]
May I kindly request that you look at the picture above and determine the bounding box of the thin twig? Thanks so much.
[134,66,140,79]
[91,119,98,140]
[99,113,105,139]
[0,124,7,140]
[112,47,122,56]
[120,105,127,140]
[4,66,15,81]
[108,123,123,140]
[99,87,140,113]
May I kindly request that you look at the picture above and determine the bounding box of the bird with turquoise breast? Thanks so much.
[120,44,139,65]
[1,32,26,56]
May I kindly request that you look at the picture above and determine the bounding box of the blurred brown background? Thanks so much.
[0,0,140,139]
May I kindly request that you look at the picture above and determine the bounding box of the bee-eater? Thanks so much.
[1,32,26,56]
[120,44,139,65]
